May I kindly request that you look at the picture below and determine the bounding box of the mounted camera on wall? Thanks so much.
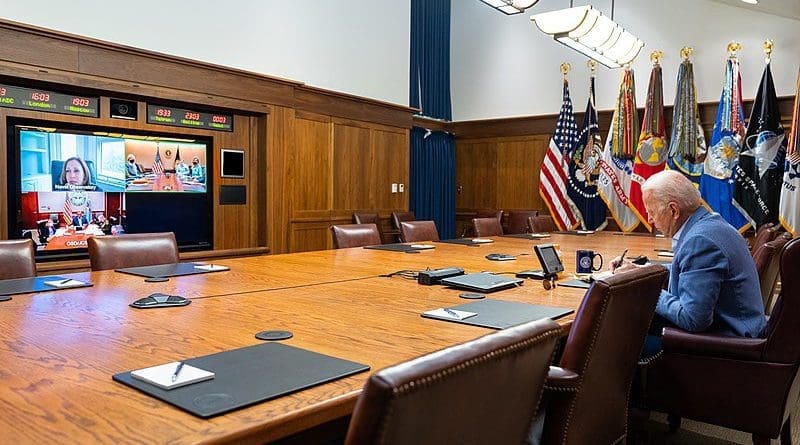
[110,98,138,120]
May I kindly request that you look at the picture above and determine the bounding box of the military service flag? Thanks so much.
[779,68,800,236]
[667,56,706,183]
[733,62,786,228]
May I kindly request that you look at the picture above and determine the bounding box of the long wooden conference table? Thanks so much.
[0,232,671,444]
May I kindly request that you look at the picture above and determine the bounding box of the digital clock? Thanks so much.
[0,84,99,117]
[146,104,233,132]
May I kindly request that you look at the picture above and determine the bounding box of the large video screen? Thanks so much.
[11,123,213,258]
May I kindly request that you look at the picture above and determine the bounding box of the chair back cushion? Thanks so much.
[353,213,378,225]
[472,217,503,237]
[399,221,439,243]
[0,239,36,280]
[344,318,561,445]
[331,224,382,249]
[391,211,415,230]
[765,236,800,363]
[752,233,791,311]
[527,215,557,233]
[506,210,539,234]
[87,232,179,271]
[544,265,668,444]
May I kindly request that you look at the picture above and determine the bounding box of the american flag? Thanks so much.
[152,145,164,175]
[539,80,581,231]
[62,192,74,226]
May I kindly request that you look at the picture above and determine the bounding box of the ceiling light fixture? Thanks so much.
[479,0,540,15]
[530,3,644,68]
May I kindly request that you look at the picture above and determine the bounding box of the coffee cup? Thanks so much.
[576,249,603,273]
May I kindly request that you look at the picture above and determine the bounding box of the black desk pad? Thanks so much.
[115,262,229,278]
[113,342,370,418]
[435,238,493,246]
[363,243,432,252]
[499,233,551,240]
[0,276,92,296]
[422,299,573,330]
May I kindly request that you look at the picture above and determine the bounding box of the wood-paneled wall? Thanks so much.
[0,19,414,262]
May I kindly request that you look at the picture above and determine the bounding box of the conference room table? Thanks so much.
[0,231,671,444]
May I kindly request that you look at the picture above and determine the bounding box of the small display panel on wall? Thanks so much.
[146,104,233,132]
[0,83,99,117]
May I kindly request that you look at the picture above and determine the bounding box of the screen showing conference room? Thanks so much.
[11,123,214,257]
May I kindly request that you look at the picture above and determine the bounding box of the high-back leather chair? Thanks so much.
[640,237,800,445]
[527,215,557,233]
[344,318,562,445]
[471,217,503,237]
[391,211,415,231]
[331,224,382,249]
[87,232,179,271]
[750,222,780,253]
[0,239,37,280]
[752,233,792,312]
[399,220,439,243]
[353,212,378,225]
[462,209,504,237]
[542,265,668,445]
[506,210,539,234]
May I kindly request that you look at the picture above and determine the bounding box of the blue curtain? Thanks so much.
[410,0,452,120]
[410,127,456,239]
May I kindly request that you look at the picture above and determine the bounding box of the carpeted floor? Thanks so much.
[641,411,799,444]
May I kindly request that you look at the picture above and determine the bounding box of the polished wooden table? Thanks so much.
[0,232,670,444]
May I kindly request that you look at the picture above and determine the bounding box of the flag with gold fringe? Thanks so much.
[629,59,667,231]
[667,53,706,184]
[733,60,786,228]
[539,78,582,231]
[598,68,640,232]
[700,54,749,231]
[566,72,607,231]
[779,68,800,236]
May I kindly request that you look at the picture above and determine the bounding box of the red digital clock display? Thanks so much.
[31,92,50,101]
[72,97,91,107]
[146,104,232,132]
[0,83,99,117]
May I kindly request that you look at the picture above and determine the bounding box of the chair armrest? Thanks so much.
[545,366,580,392]
[661,327,766,361]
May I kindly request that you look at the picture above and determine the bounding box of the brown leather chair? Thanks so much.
[344,318,562,445]
[0,239,37,280]
[471,217,503,237]
[399,220,439,243]
[352,212,378,225]
[542,265,668,445]
[752,233,792,312]
[331,224,382,249]
[462,209,503,237]
[391,211,415,230]
[87,232,179,271]
[527,215,557,233]
[640,237,800,445]
[750,222,780,253]
[506,210,539,234]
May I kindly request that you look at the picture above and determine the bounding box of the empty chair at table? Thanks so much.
[527,215,557,233]
[344,318,562,445]
[472,217,503,237]
[87,232,180,271]
[0,239,37,280]
[506,210,539,234]
[399,220,439,243]
[331,224,382,249]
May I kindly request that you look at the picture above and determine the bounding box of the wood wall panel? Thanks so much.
[373,129,410,211]
[456,140,497,210]
[333,124,373,210]
[289,222,332,253]
[495,136,549,210]
[293,115,333,212]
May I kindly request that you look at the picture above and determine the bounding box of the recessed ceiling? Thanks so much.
[707,0,800,21]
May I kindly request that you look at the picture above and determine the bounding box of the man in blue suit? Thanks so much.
[615,170,765,340]
[72,211,90,229]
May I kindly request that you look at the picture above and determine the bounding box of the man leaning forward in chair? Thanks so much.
[613,170,766,355]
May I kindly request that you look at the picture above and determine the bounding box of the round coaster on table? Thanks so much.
[255,330,293,341]
[459,292,485,300]
[0,295,12,302]
[144,277,170,283]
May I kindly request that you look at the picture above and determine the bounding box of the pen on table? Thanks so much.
[443,308,460,318]
[60,278,71,285]
[612,249,628,274]
[171,362,185,382]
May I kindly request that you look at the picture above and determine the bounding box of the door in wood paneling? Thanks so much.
[455,140,497,210]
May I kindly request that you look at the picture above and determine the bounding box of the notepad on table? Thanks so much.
[657,251,675,258]
[471,238,494,244]
[409,244,436,250]
[424,308,478,321]
[43,278,86,288]
[193,264,230,271]
[131,362,215,390]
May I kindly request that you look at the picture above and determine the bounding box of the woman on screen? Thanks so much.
[58,156,96,190]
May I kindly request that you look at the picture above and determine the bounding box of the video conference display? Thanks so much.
[13,124,213,256]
